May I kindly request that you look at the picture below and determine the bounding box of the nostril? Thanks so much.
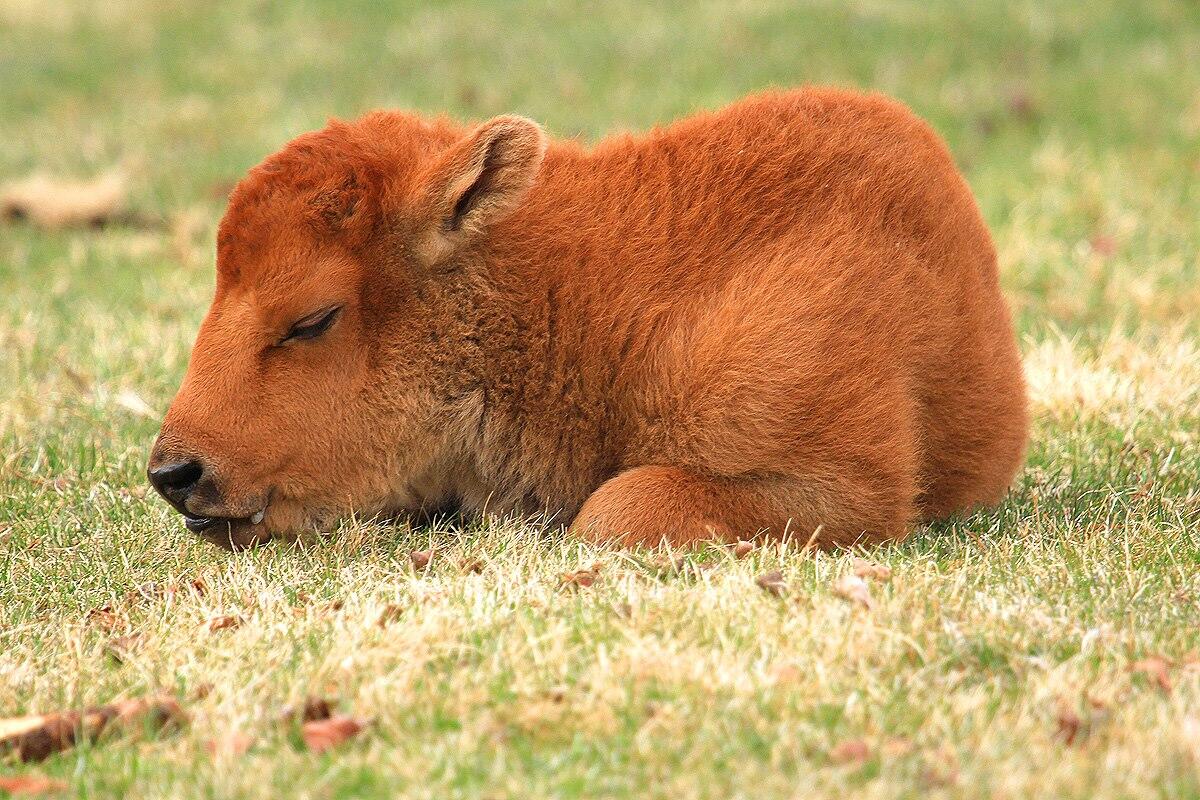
[148,460,204,502]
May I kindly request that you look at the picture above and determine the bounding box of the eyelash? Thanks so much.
[280,306,342,344]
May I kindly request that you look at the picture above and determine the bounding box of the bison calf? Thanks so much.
[148,88,1027,550]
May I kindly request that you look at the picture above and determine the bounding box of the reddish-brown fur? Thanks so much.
[149,88,1027,550]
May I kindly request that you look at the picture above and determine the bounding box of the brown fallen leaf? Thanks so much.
[109,695,187,733]
[190,683,215,701]
[1055,701,1083,745]
[1007,90,1038,120]
[770,663,803,683]
[206,614,243,633]
[0,171,127,229]
[0,716,74,764]
[756,570,787,596]
[205,730,254,758]
[460,557,485,574]
[852,558,892,581]
[1130,656,1172,692]
[833,574,875,609]
[300,715,365,754]
[104,634,143,664]
[1089,233,1117,257]
[0,695,185,763]
[58,361,91,393]
[561,569,599,588]
[733,540,755,559]
[828,738,870,764]
[278,697,333,726]
[376,604,404,626]
[920,764,959,788]
[85,606,123,633]
[409,549,433,570]
[0,775,68,795]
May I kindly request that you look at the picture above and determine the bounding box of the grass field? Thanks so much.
[2,1,1199,797]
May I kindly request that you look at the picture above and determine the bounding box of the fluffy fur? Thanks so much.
[148,87,1028,550]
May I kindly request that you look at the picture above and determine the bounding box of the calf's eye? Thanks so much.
[281,305,342,344]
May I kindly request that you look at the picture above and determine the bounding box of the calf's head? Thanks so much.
[148,112,545,548]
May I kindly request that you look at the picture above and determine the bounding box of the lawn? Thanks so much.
[1,1,1199,797]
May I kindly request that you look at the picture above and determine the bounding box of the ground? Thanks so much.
[1,1,1199,798]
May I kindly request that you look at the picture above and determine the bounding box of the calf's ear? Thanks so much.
[417,115,546,262]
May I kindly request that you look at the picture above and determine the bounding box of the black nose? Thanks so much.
[148,460,204,507]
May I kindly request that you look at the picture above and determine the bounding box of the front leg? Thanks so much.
[571,465,907,548]
[571,466,733,546]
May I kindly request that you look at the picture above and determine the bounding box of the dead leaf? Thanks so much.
[1090,233,1117,257]
[0,775,68,795]
[829,738,870,764]
[104,634,143,664]
[409,549,433,570]
[109,696,187,734]
[1007,90,1038,120]
[376,604,404,626]
[561,569,599,588]
[733,540,755,559]
[58,361,91,393]
[852,558,892,581]
[770,663,803,683]
[1055,701,1083,745]
[460,557,485,574]
[206,614,243,633]
[278,697,333,726]
[882,737,914,757]
[755,570,787,596]
[85,606,122,633]
[920,764,959,788]
[1130,656,1172,692]
[300,715,365,754]
[833,574,875,609]
[0,716,74,764]
[205,730,254,758]
[0,171,127,229]
[0,694,185,763]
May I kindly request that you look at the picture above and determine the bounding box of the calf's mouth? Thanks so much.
[187,513,271,551]
[182,508,265,535]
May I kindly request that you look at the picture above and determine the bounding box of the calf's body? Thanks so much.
[149,88,1027,549]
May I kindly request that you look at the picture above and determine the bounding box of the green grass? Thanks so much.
[1,1,1199,797]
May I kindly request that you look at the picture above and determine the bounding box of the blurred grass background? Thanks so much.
[2,0,1198,331]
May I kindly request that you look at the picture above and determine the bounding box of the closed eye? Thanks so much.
[280,305,342,344]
